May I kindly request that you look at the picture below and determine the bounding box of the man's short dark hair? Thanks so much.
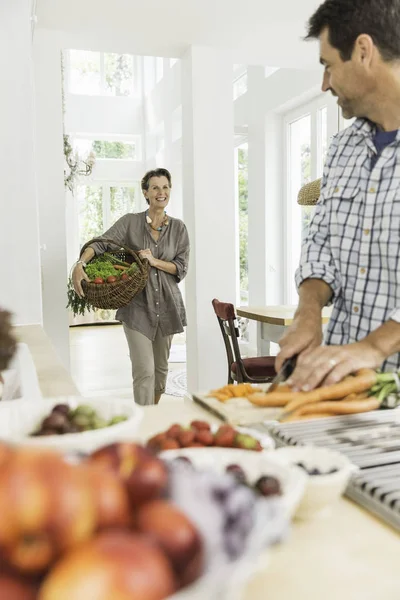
[141,168,172,192]
[306,0,400,62]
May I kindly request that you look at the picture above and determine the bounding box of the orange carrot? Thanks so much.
[247,392,288,407]
[281,369,378,414]
[287,396,380,418]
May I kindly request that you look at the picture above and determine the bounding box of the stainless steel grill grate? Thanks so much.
[268,409,400,531]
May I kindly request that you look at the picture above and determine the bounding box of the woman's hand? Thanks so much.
[139,249,157,267]
[72,264,90,298]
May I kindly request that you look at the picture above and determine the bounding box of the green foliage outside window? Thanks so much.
[91,140,136,160]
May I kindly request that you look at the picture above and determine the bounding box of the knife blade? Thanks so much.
[267,355,297,393]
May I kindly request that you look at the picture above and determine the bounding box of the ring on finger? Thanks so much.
[328,358,337,368]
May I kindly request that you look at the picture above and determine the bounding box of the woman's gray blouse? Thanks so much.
[88,212,190,340]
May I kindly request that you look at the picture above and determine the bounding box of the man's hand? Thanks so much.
[286,340,385,392]
[276,314,323,372]
[139,249,156,267]
[72,264,90,298]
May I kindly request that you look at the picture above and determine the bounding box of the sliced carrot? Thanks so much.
[247,392,288,407]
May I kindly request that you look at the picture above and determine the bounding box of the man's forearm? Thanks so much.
[364,320,400,360]
[296,278,333,318]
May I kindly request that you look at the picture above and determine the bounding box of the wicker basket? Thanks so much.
[80,238,149,310]
[297,178,321,206]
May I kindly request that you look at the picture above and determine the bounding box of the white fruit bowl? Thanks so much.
[0,396,143,454]
[161,447,306,521]
[274,446,358,520]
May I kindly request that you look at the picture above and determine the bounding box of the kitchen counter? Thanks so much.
[15,325,400,599]
[139,400,400,600]
[14,324,79,398]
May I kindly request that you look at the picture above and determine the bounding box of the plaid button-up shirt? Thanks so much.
[296,118,400,371]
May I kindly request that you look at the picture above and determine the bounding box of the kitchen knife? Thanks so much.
[267,355,297,393]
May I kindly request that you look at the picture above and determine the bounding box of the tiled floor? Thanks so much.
[69,324,186,402]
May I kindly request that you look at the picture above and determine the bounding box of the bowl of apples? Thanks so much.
[0,441,289,600]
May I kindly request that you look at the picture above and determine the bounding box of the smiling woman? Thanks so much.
[71,168,190,407]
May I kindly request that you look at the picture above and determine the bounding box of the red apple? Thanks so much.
[0,448,96,574]
[0,573,38,600]
[87,443,169,508]
[136,500,204,586]
[38,531,177,600]
[85,464,131,530]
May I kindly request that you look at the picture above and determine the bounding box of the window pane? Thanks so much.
[77,186,103,248]
[104,53,134,96]
[233,73,248,100]
[69,50,101,95]
[318,106,328,177]
[91,140,137,160]
[110,187,136,223]
[288,114,312,303]
[238,144,248,304]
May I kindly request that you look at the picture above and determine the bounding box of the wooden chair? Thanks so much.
[212,298,276,384]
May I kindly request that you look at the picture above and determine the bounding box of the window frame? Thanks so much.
[283,94,339,303]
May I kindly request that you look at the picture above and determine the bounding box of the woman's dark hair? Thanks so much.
[306,0,400,62]
[141,168,172,192]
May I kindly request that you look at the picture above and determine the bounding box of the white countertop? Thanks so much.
[16,324,400,599]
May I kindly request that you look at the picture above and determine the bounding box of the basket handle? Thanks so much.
[80,237,148,275]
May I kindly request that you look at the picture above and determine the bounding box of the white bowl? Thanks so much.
[0,396,143,454]
[161,446,306,520]
[274,446,358,520]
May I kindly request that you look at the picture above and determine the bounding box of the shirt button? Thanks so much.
[364,229,370,235]
[354,306,359,313]
[155,288,158,291]
[155,245,158,248]
[156,314,159,317]
[360,267,366,274]
[369,187,376,193]
[156,302,159,305]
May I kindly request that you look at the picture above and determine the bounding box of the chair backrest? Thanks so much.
[212,298,245,382]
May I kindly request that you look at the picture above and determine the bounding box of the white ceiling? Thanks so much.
[36,0,323,69]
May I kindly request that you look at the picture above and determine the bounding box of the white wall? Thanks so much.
[33,30,70,367]
[0,0,42,325]
[65,95,143,135]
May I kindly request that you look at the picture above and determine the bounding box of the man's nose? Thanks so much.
[321,71,330,92]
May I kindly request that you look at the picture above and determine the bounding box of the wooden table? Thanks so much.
[237,305,332,355]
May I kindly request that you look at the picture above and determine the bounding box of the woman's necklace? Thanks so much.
[146,211,169,232]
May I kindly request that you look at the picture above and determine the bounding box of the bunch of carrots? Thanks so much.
[208,369,400,422]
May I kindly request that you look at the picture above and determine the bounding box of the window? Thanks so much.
[77,185,103,248]
[235,143,249,304]
[284,94,339,303]
[69,50,101,95]
[77,184,138,249]
[68,50,135,97]
[72,137,140,161]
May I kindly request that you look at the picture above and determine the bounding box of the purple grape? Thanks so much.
[226,464,247,484]
[254,476,282,497]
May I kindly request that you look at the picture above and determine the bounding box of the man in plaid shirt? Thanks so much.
[277,0,400,391]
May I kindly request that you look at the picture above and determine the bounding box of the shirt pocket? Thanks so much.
[326,184,361,228]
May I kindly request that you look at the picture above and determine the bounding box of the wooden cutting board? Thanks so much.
[191,387,282,426]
